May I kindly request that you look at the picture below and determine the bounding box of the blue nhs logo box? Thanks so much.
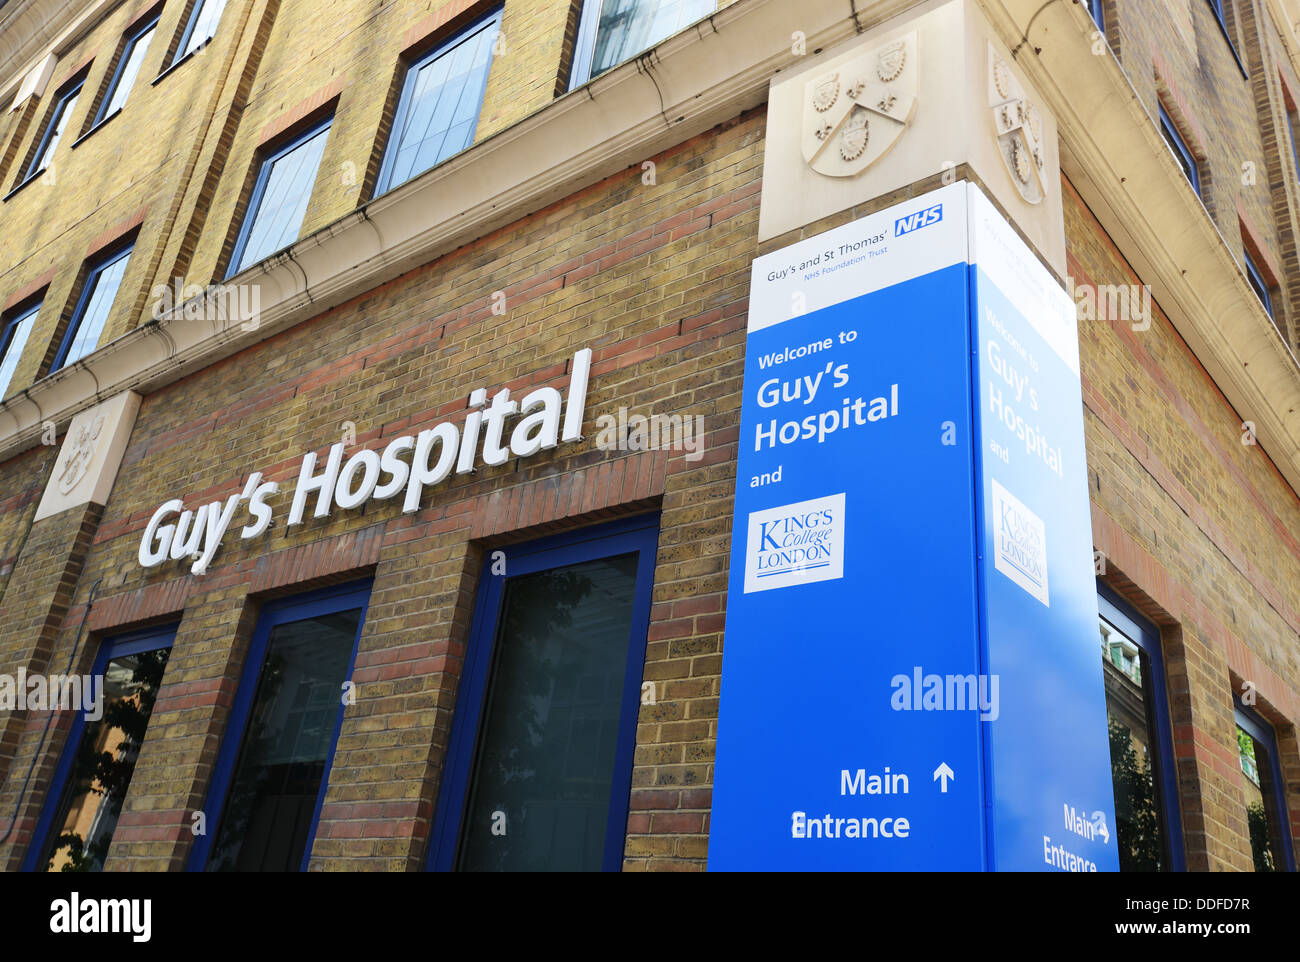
[709,182,1119,872]
[894,203,943,236]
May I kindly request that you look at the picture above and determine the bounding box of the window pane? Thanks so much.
[590,0,715,77]
[1159,111,1196,193]
[0,303,39,398]
[1245,256,1272,316]
[205,608,361,871]
[60,249,132,369]
[1237,725,1284,871]
[458,553,640,871]
[1288,115,1300,180]
[102,24,156,119]
[32,87,81,176]
[1099,617,1168,871]
[234,124,330,273]
[39,645,172,872]
[182,0,228,59]
[384,20,497,191]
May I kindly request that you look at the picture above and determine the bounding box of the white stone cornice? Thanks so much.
[0,0,109,100]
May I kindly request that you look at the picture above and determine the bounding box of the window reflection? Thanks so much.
[590,0,715,78]
[205,610,360,871]
[458,554,639,871]
[1099,617,1167,871]
[1237,724,1283,872]
[40,646,172,872]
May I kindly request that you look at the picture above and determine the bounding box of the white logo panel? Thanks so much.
[744,493,846,593]
[991,479,1049,606]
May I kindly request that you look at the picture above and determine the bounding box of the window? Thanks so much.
[1243,249,1273,317]
[96,15,159,125]
[19,76,84,184]
[1235,702,1295,871]
[171,0,227,66]
[1088,0,1105,29]
[53,242,134,371]
[376,9,501,196]
[22,626,175,872]
[188,582,370,871]
[570,0,716,88]
[1158,102,1199,196]
[428,515,659,872]
[227,118,331,277]
[1207,0,1248,78]
[0,299,40,399]
[1097,586,1184,871]
[1287,108,1300,181]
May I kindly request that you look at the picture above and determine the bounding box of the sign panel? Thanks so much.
[968,189,1119,871]
[710,182,1117,871]
[709,183,986,870]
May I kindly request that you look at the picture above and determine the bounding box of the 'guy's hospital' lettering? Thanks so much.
[139,349,592,573]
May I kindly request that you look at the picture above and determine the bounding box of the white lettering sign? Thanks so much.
[138,349,592,572]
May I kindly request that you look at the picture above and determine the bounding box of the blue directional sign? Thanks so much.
[968,191,1119,871]
[709,182,1118,871]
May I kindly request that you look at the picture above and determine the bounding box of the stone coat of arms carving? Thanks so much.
[56,414,105,496]
[801,33,918,178]
[989,45,1046,204]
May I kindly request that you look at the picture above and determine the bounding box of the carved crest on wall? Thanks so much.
[801,33,918,178]
[989,45,1046,204]
[56,414,105,495]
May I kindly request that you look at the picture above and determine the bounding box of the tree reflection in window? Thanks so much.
[1237,723,1282,872]
[1100,617,1167,871]
[1107,717,1163,870]
[41,646,171,872]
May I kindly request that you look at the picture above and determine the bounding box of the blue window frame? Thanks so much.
[22,625,176,872]
[1088,0,1105,29]
[171,0,227,66]
[19,76,84,184]
[1287,109,1300,181]
[570,0,716,88]
[1097,584,1185,871]
[1243,249,1273,317]
[1158,102,1200,197]
[1234,700,1295,871]
[0,298,40,399]
[227,117,332,277]
[375,9,501,196]
[1207,0,1248,77]
[52,242,134,371]
[427,515,660,872]
[187,580,371,871]
[95,15,159,125]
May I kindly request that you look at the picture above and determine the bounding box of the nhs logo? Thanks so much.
[744,493,846,593]
[894,204,943,236]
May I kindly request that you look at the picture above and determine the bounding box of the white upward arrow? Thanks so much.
[933,762,955,793]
